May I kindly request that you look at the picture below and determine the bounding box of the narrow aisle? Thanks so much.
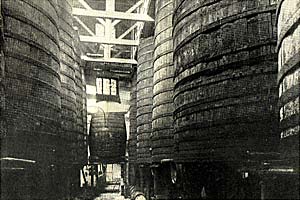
[94,193,129,200]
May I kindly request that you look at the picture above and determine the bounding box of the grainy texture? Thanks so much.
[128,72,137,163]
[136,37,154,164]
[73,28,87,165]
[90,112,126,163]
[128,72,137,186]
[57,0,77,164]
[2,0,61,164]
[1,0,62,198]
[277,0,300,166]
[82,66,88,160]
[0,0,6,141]
[173,0,279,163]
[152,0,175,162]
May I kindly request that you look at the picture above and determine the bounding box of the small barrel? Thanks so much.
[2,0,61,164]
[277,0,300,166]
[90,112,126,163]
[129,72,138,163]
[136,37,154,164]
[152,0,175,163]
[173,0,279,163]
[57,0,77,164]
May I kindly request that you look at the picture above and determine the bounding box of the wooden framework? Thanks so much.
[81,55,137,65]
[72,0,152,64]
[72,8,153,22]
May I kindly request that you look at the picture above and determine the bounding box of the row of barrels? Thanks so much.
[132,0,175,164]
[129,0,299,167]
[128,72,138,187]
[152,0,175,163]
[57,0,87,165]
[128,72,137,163]
[73,28,87,165]
[277,0,300,166]
[1,0,62,199]
[128,0,299,199]
[0,0,5,140]
[1,0,87,198]
[173,0,279,163]
[2,0,62,165]
[136,37,154,164]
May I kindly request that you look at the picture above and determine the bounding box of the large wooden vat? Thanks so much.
[173,0,279,163]
[1,0,61,198]
[2,0,61,164]
[136,37,154,164]
[129,72,137,163]
[90,112,126,163]
[128,72,138,185]
[152,0,174,163]
[72,28,87,165]
[0,1,5,142]
[82,67,88,142]
[57,0,77,164]
[81,66,88,164]
[277,0,300,166]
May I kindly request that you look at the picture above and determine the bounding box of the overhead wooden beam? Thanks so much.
[86,53,104,57]
[78,0,106,25]
[112,0,143,26]
[118,22,139,39]
[93,70,132,81]
[80,35,139,46]
[87,63,132,72]
[132,0,152,57]
[136,0,152,39]
[72,8,154,22]
[81,55,137,64]
[74,16,95,36]
[78,0,93,10]
[104,0,114,59]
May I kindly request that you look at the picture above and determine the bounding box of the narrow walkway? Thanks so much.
[94,183,129,200]
[94,193,129,200]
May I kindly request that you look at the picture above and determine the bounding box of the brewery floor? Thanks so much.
[94,193,129,200]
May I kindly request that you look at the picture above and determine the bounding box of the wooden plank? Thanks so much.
[86,61,132,71]
[112,0,144,26]
[72,8,154,22]
[74,16,95,36]
[118,22,139,39]
[81,55,137,64]
[79,35,139,46]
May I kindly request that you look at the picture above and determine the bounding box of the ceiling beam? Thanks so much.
[74,16,95,36]
[78,0,106,25]
[112,0,144,26]
[80,35,139,46]
[72,8,154,22]
[81,55,137,64]
[87,63,132,72]
[118,22,139,39]
[86,53,104,57]
[132,0,152,58]
[78,0,93,10]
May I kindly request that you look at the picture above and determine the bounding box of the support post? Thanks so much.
[103,0,115,59]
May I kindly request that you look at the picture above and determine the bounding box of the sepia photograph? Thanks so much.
[0,0,299,199]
